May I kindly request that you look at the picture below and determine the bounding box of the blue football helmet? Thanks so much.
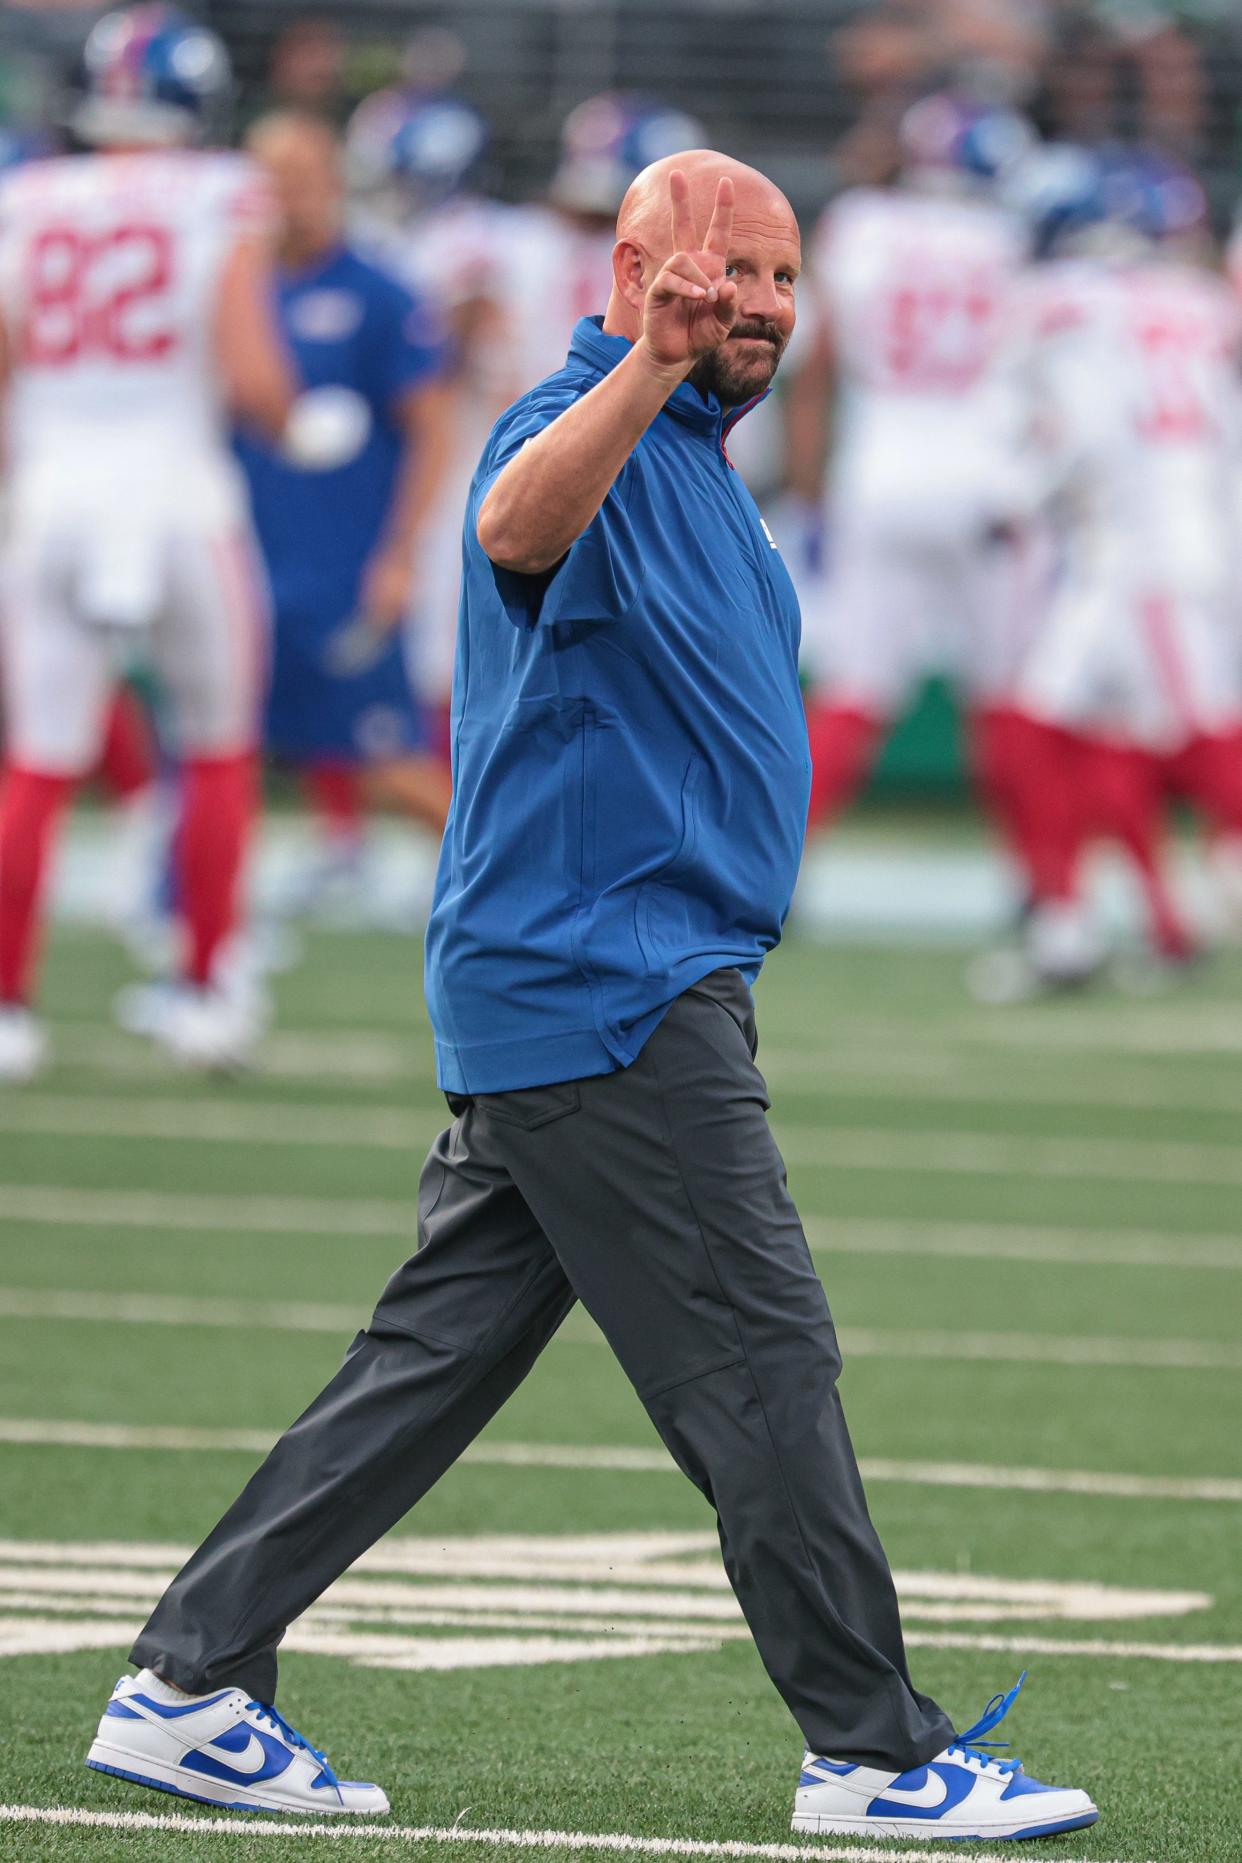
[1015,143,1206,259]
[900,92,1034,187]
[550,93,705,218]
[345,90,488,212]
[74,4,232,146]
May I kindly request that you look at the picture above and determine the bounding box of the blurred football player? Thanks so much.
[1011,146,1242,975]
[794,95,1036,838]
[0,4,294,1080]
[505,93,706,390]
[345,88,509,740]
[241,111,454,916]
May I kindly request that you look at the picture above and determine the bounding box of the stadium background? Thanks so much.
[1,4,1241,1862]
[10,0,1242,796]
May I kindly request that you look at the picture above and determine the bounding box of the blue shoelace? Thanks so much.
[945,1671,1028,1775]
[247,1700,340,1788]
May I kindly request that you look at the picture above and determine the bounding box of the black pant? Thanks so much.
[132,968,952,1769]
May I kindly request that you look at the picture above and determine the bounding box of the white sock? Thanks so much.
[134,1666,201,1702]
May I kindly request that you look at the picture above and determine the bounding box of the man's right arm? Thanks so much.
[475,340,687,576]
[478,168,739,577]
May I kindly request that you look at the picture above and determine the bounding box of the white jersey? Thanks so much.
[0,150,271,764]
[0,148,271,460]
[813,187,1028,534]
[355,194,518,704]
[1022,257,1242,589]
[1017,257,1242,747]
[500,205,616,393]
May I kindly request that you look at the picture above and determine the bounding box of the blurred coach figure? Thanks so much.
[116,147,1090,1838]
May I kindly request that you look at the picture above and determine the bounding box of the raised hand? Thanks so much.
[641,170,737,372]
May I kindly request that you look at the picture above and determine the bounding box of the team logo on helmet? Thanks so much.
[75,3,231,146]
[345,90,488,211]
[550,93,706,217]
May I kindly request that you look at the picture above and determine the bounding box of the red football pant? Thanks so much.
[300,759,365,843]
[1164,726,1242,839]
[176,753,257,988]
[1085,740,1194,959]
[805,702,885,832]
[0,767,76,1005]
[94,687,156,803]
[969,707,1083,905]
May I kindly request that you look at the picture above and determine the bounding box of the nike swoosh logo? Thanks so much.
[881,1772,952,1809]
[182,1726,294,1788]
[868,1764,977,1820]
[201,1732,270,1776]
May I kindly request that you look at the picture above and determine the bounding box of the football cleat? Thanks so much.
[792,1675,1098,1842]
[0,1005,48,1084]
[156,980,268,1071]
[86,1669,389,1816]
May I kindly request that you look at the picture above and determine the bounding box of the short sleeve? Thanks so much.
[218,153,277,243]
[472,382,644,631]
[370,278,451,412]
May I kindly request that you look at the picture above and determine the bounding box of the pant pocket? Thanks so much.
[475,1081,582,1131]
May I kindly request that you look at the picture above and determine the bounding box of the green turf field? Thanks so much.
[1,926,1240,1862]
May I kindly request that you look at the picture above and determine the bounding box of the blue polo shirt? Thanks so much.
[425,317,811,1094]
[235,242,447,628]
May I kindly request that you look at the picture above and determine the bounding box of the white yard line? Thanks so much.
[0,1094,421,1150]
[55,1023,419,1083]
[1,1285,1236,1371]
[802,1216,1242,1271]
[959,1003,1242,1056]
[0,1805,1163,1863]
[2,1418,1240,1504]
[768,1046,1242,1117]
[903,1629,1242,1663]
[8,1087,1242,1189]
[6,1184,1239,1274]
[0,1183,415,1237]
[778,1124,1242,1187]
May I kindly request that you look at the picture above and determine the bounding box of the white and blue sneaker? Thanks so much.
[792,1675,1097,1842]
[86,1669,389,1816]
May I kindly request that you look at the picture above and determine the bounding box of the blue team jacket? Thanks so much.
[425,316,811,1094]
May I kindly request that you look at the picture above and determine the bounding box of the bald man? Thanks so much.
[96,153,1096,1843]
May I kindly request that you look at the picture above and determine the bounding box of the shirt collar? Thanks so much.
[567,316,770,442]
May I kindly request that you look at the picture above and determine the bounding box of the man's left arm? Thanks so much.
[360,376,457,632]
[359,281,458,634]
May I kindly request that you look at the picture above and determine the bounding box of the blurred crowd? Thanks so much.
[3,1,1242,1082]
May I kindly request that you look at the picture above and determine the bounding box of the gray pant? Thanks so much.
[132,968,953,1769]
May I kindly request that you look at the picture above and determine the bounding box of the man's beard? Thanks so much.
[688,320,787,407]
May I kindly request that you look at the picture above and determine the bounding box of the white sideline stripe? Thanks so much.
[0,1806,1159,1863]
[3,1418,1241,1504]
[1,1285,1236,1371]
[6,1184,1240,1275]
[778,1124,1242,1187]
[0,1183,414,1237]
